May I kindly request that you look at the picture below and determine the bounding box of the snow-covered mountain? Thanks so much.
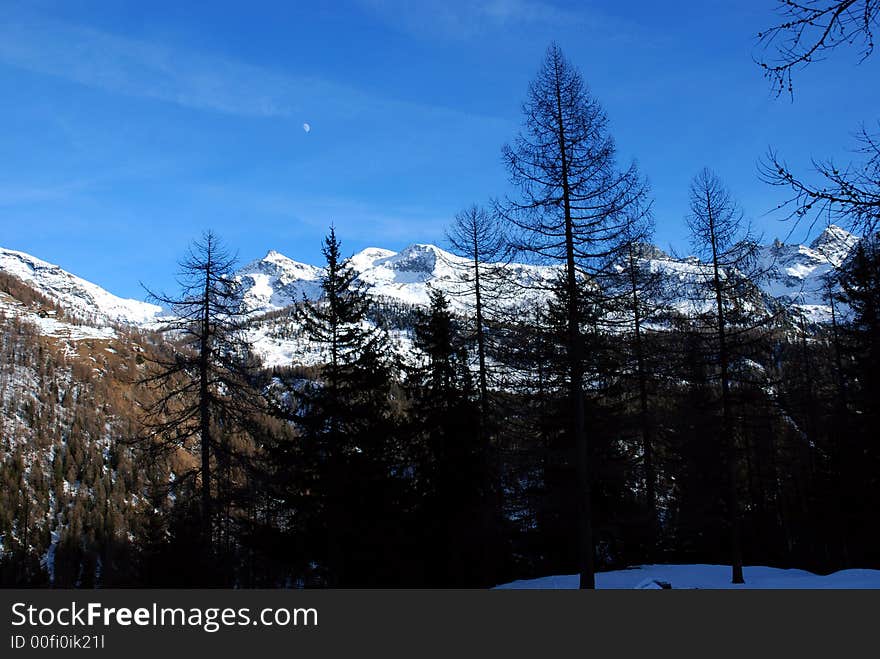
[234,249,323,313]
[231,230,860,367]
[355,243,557,309]
[234,226,859,322]
[756,225,860,321]
[0,247,162,326]
[233,243,559,367]
[232,242,557,316]
[0,224,860,355]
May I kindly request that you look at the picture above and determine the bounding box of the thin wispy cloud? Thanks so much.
[0,179,93,207]
[356,0,654,44]
[187,184,452,249]
[476,0,582,26]
[0,19,312,117]
[0,16,500,123]
[293,197,452,246]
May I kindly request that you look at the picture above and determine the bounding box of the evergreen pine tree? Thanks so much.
[276,227,403,586]
[408,289,500,585]
[834,233,880,563]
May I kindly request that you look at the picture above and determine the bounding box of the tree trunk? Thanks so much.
[707,202,744,584]
[200,257,213,557]
[554,59,594,590]
[472,246,489,419]
[628,251,656,553]
[828,291,851,565]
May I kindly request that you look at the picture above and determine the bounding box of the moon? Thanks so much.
[302,122,311,133]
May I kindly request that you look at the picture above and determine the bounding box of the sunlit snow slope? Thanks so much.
[0,247,162,325]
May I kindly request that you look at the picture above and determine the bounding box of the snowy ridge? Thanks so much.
[237,243,560,367]
[809,224,860,265]
[755,225,860,321]
[238,227,859,367]
[234,226,858,322]
[354,243,556,309]
[236,242,557,315]
[234,249,323,313]
[0,226,859,357]
[0,247,162,325]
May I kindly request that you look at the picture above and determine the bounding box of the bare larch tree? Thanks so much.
[686,169,761,585]
[445,204,507,417]
[500,43,648,589]
[139,231,261,563]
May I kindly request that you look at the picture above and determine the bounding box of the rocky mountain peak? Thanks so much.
[809,225,859,266]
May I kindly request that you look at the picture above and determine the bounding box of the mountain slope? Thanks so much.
[234,249,323,313]
[0,247,162,326]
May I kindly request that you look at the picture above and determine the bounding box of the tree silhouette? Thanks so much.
[138,231,262,577]
[500,43,648,588]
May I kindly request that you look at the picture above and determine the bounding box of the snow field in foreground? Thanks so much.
[495,564,880,589]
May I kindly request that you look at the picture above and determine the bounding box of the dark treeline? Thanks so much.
[108,218,879,589]
[2,35,879,588]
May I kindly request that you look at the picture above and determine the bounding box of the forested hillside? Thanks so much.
[0,275,156,586]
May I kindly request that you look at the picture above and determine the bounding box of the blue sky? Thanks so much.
[1,0,877,299]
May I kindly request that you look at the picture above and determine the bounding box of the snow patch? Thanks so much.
[495,563,880,589]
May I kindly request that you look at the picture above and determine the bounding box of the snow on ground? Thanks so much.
[30,314,116,341]
[41,529,61,586]
[247,318,418,369]
[0,292,117,341]
[495,564,880,589]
